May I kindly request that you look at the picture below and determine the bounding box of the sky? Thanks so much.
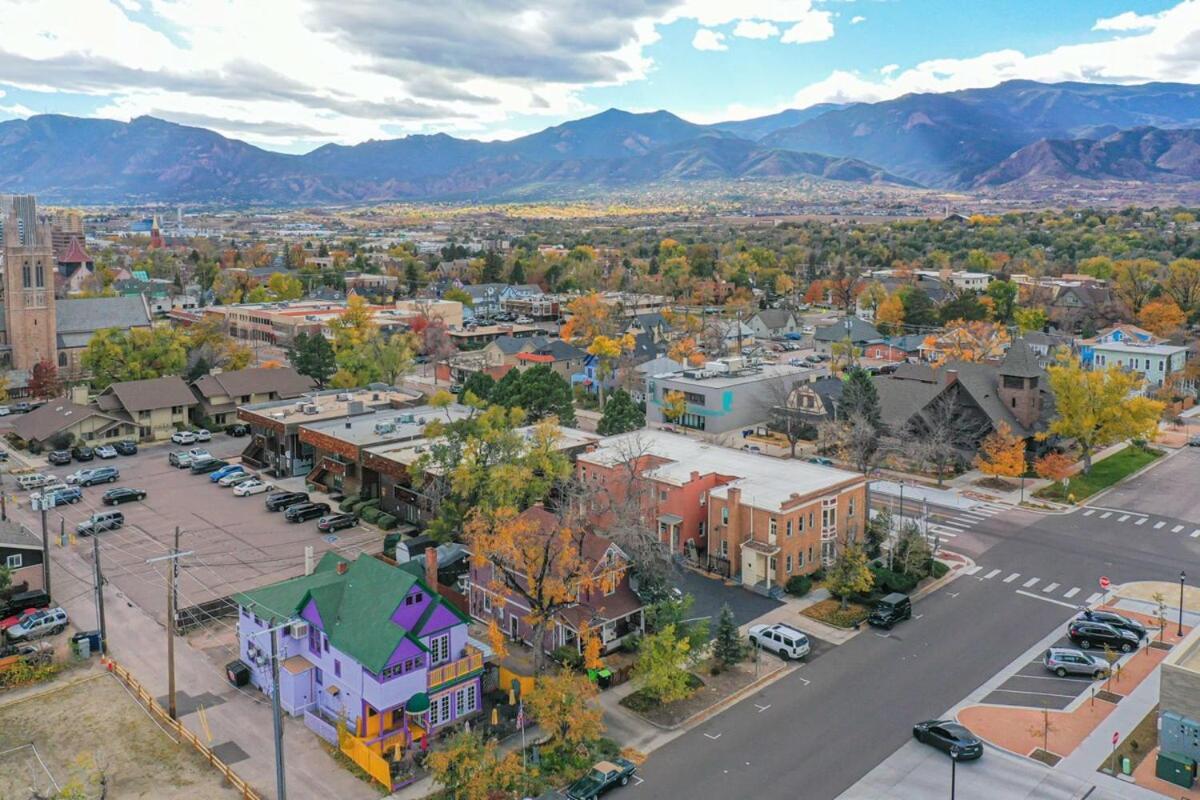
[0,0,1196,153]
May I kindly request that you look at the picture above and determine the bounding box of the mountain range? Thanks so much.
[2,80,1200,204]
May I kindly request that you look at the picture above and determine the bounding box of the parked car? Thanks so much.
[94,445,118,459]
[227,424,249,437]
[191,458,227,475]
[1077,609,1147,640]
[47,449,72,465]
[171,430,198,445]
[317,513,358,532]
[1190,435,1200,447]
[71,446,95,462]
[912,720,984,760]
[195,429,212,442]
[5,607,68,641]
[868,593,913,630]
[807,456,833,466]
[1043,647,1110,679]
[265,491,309,511]
[285,502,331,523]
[747,623,811,660]
[102,487,146,505]
[113,440,138,456]
[63,469,93,485]
[12,402,32,414]
[209,464,245,482]
[219,471,255,487]
[1067,619,1139,653]
[233,479,274,497]
[79,467,120,486]
[17,473,53,490]
[32,487,82,507]
[564,758,637,800]
[76,510,124,537]
[515,315,533,324]
[0,405,9,416]
[0,589,51,620]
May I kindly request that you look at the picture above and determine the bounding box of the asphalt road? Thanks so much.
[1089,446,1200,521]
[630,489,1200,800]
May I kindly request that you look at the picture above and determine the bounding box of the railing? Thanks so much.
[427,647,484,691]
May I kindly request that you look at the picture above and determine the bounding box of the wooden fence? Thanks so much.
[102,657,264,800]
[337,728,393,790]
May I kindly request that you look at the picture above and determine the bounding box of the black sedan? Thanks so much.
[1078,609,1147,640]
[114,440,138,456]
[317,513,358,533]
[1068,620,1139,653]
[102,487,147,506]
[265,491,309,512]
[71,446,95,462]
[913,720,984,760]
[227,424,249,437]
[285,502,331,523]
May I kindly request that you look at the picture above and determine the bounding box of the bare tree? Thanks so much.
[904,392,990,486]
[842,411,887,476]
[762,376,818,459]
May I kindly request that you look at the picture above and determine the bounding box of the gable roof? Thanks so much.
[490,334,548,355]
[56,295,152,335]
[233,553,468,674]
[752,309,795,329]
[192,367,315,401]
[100,376,197,413]
[11,400,124,443]
[814,317,881,344]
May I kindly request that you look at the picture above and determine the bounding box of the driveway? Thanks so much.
[674,568,782,635]
[1094,447,1200,522]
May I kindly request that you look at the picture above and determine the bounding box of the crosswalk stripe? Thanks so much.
[1192,529,1200,538]
[1064,587,1080,599]
[1083,509,1096,517]
[1086,592,1103,604]
[984,569,1001,579]
[1023,577,1040,588]
[956,513,988,522]
[930,528,958,538]
[1135,518,1148,526]
[1042,582,1060,593]
[937,521,970,530]
[1004,573,1020,583]
[1173,525,1185,533]
[964,565,982,575]
[1099,512,1112,519]
[1118,515,1130,522]
[1155,521,1167,529]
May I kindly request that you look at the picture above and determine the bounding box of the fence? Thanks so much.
[102,657,264,800]
[337,728,393,790]
[304,709,338,746]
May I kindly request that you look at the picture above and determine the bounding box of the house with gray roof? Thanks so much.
[11,397,134,448]
[748,309,799,339]
[813,318,883,356]
[191,366,315,427]
[95,375,197,441]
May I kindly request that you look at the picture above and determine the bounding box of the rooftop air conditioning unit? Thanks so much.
[336,393,352,401]
[374,422,396,435]
[289,621,309,639]
[303,404,319,414]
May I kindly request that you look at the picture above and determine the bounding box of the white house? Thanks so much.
[1090,341,1190,390]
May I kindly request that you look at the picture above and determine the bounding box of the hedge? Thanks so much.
[786,575,813,596]
[870,565,919,594]
[361,507,382,524]
[339,495,361,512]
[376,513,398,530]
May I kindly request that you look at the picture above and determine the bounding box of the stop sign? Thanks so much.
[1100,576,1111,590]
[1113,731,1120,746]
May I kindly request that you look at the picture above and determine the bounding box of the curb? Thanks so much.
[620,660,795,732]
[910,552,973,602]
[1086,445,1178,508]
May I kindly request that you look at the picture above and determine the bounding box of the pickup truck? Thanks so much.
[564,758,637,800]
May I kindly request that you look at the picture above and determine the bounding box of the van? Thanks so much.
[868,592,912,630]
[76,510,124,537]
[0,589,51,619]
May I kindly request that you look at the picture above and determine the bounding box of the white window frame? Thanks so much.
[429,692,452,726]
[429,634,451,666]
[456,684,478,716]
[5,554,21,569]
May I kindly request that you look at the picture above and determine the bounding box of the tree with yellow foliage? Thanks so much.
[1138,298,1187,338]
[1044,356,1164,473]
[875,292,905,336]
[327,294,377,352]
[426,729,526,800]
[525,670,605,756]
[925,320,1010,365]
[973,421,1026,483]
[587,332,635,406]
[561,292,615,344]
[662,390,688,427]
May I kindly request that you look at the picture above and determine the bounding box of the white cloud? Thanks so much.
[880,63,899,76]
[850,15,865,24]
[1093,10,1164,31]
[779,10,835,44]
[733,20,780,39]
[692,28,728,51]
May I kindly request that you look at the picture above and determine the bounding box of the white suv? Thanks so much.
[748,623,811,661]
[171,430,198,445]
[6,607,68,641]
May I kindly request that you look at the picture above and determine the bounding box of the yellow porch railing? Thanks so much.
[427,647,483,691]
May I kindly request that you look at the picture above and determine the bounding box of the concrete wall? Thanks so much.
[1162,635,1200,723]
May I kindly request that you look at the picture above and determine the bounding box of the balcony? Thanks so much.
[427,646,484,691]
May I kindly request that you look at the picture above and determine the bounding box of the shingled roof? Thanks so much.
[98,376,197,414]
[999,339,1042,379]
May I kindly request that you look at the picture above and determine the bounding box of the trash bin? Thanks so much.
[225,659,251,688]
[1122,756,1132,775]
[71,633,90,659]
[597,668,613,689]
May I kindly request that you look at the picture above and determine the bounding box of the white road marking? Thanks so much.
[984,569,1002,579]
[1023,577,1041,588]
[1004,573,1021,583]
[1099,512,1112,519]
[1083,509,1096,517]
[1173,525,1185,533]
[956,513,988,522]
[704,733,722,740]
[964,565,982,575]
[795,675,811,686]
[1088,506,1148,517]
[929,527,959,537]
[875,632,891,638]
[937,520,970,531]
[1063,587,1080,599]
[1118,515,1130,522]
[1135,518,1148,526]
[754,703,771,713]
[632,776,645,786]
[1155,521,1167,529]
[1192,529,1200,538]
[987,687,1080,699]
[1015,590,1079,609]
[1042,582,1061,593]
[1087,592,1103,604]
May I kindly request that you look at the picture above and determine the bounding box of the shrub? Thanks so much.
[27,442,43,455]
[349,499,370,514]
[931,560,950,579]
[786,575,813,596]
[361,507,382,524]
[551,645,583,671]
[376,513,398,530]
[339,494,361,512]
[870,565,919,594]
[810,568,826,582]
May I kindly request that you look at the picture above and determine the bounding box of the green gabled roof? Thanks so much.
[232,552,349,626]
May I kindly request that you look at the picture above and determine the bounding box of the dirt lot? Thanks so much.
[0,670,242,800]
[4,436,382,623]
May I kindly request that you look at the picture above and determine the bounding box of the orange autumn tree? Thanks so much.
[668,336,705,367]
[875,292,905,335]
[561,292,615,344]
[1138,299,1187,338]
[925,321,1011,365]
[974,421,1026,482]
[525,670,605,757]
[466,506,617,674]
[1034,452,1074,483]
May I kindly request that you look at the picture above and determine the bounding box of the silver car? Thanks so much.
[1043,647,1110,679]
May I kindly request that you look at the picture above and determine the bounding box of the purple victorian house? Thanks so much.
[233,551,483,757]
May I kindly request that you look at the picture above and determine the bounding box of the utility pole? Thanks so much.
[38,501,51,599]
[92,536,107,656]
[249,621,293,800]
[147,544,192,721]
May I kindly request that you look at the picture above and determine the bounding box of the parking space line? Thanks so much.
[1063,587,1080,599]
[1086,592,1103,604]
[1135,517,1148,526]
[1015,589,1077,609]
[964,565,982,575]
[1042,582,1060,593]
[1011,673,1096,683]
[1173,525,1185,533]
[1022,577,1040,588]
[1118,515,1130,522]
[1192,529,1200,538]
[986,688,1080,699]
[955,514,987,522]
[1082,509,1095,516]
[1154,521,1166,529]
[983,569,1001,579]
[1099,512,1112,519]
[1004,573,1020,583]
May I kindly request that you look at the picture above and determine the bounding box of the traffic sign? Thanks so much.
[1112,731,1119,745]
[1099,576,1111,590]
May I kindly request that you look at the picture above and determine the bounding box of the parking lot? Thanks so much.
[978,633,1109,710]
[4,435,383,624]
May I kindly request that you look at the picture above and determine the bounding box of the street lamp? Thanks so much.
[1179,570,1187,638]
[949,745,961,799]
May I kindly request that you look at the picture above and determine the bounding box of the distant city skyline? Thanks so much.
[0,0,1194,153]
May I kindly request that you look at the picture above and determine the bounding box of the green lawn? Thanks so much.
[1034,446,1161,503]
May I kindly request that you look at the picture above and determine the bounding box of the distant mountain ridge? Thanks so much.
[3,80,1200,203]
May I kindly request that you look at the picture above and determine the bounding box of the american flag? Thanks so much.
[516,702,525,730]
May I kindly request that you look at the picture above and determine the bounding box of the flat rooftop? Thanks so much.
[1092,341,1187,355]
[366,425,598,468]
[300,403,474,447]
[579,428,863,510]
[448,324,542,337]
[240,388,421,426]
[651,362,827,389]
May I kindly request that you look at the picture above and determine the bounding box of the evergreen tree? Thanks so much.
[840,367,881,429]
[287,331,336,388]
[481,249,504,283]
[900,288,938,329]
[596,389,645,435]
[508,258,526,285]
[404,261,421,295]
[490,368,523,408]
[510,365,575,425]
[712,604,745,668]
[459,371,495,404]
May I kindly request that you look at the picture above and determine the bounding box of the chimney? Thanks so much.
[728,487,741,508]
[425,546,439,589]
[945,369,958,387]
[70,384,89,405]
[336,560,349,575]
[304,545,314,576]
[690,471,700,483]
